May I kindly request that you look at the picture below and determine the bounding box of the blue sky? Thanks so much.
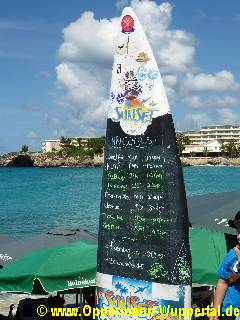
[0,0,240,153]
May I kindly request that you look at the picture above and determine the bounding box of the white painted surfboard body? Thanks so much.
[108,7,170,136]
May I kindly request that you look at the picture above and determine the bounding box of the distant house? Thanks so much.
[42,140,61,152]
[182,140,221,155]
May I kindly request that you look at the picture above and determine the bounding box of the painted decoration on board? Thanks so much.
[97,274,191,320]
[121,15,135,34]
[108,8,170,136]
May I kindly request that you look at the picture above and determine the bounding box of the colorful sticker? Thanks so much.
[97,273,191,320]
[136,52,151,64]
[121,15,135,34]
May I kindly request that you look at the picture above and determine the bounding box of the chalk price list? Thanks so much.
[99,135,178,282]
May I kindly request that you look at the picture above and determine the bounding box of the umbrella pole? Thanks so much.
[210,285,215,306]
[76,292,79,307]
[79,288,83,320]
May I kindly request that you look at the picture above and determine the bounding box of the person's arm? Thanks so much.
[209,278,228,320]
[214,278,228,307]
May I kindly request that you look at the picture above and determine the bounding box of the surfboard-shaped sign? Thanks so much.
[96,7,191,319]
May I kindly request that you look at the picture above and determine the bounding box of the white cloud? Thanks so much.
[57,0,196,73]
[209,96,240,107]
[56,1,197,134]
[184,113,211,127]
[178,108,240,131]
[58,12,119,65]
[217,108,240,124]
[184,95,203,108]
[55,0,240,134]
[131,1,195,73]
[58,1,195,73]
[184,70,240,91]
[176,112,211,131]
[56,62,109,134]
[56,63,108,112]
[184,94,240,109]
[163,74,178,87]
[131,0,172,29]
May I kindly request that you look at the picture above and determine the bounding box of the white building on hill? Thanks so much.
[183,140,221,155]
[181,125,240,146]
[42,140,61,153]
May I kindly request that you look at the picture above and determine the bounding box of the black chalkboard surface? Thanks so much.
[96,7,191,317]
[98,115,191,285]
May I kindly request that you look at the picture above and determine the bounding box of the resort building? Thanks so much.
[181,125,240,146]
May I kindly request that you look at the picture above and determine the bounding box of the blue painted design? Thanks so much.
[97,275,187,319]
[137,66,159,82]
[137,66,148,81]
[110,92,115,102]
[116,93,125,104]
[148,69,159,80]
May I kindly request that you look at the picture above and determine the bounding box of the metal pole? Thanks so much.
[79,288,83,320]
[210,285,215,307]
[76,292,79,307]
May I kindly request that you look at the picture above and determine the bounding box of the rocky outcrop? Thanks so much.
[0,152,104,168]
[8,154,35,167]
[1,153,240,168]
[181,157,240,166]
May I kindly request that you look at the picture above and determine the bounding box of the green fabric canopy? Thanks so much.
[0,228,236,293]
[191,227,235,285]
[0,240,97,294]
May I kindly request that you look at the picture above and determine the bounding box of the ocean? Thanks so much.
[1,166,240,237]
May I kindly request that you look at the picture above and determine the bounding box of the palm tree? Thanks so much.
[222,140,239,158]
[176,133,190,156]
[21,144,29,153]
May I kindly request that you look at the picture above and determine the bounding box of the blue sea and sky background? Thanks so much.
[1,167,240,237]
[0,0,240,153]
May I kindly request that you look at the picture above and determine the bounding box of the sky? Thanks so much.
[0,0,240,153]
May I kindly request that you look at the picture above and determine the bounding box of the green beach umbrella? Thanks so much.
[0,240,97,294]
[191,227,236,286]
[0,228,236,293]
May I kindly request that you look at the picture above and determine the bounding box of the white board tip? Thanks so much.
[121,6,135,16]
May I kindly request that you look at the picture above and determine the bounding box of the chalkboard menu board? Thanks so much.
[97,114,191,286]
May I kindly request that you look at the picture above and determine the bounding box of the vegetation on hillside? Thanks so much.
[176,133,190,155]
[221,140,240,158]
[58,136,105,158]
[21,144,29,153]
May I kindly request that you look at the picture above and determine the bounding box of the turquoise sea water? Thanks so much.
[0,166,240,236]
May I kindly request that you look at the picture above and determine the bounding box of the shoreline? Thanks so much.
[0,152,240,167]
